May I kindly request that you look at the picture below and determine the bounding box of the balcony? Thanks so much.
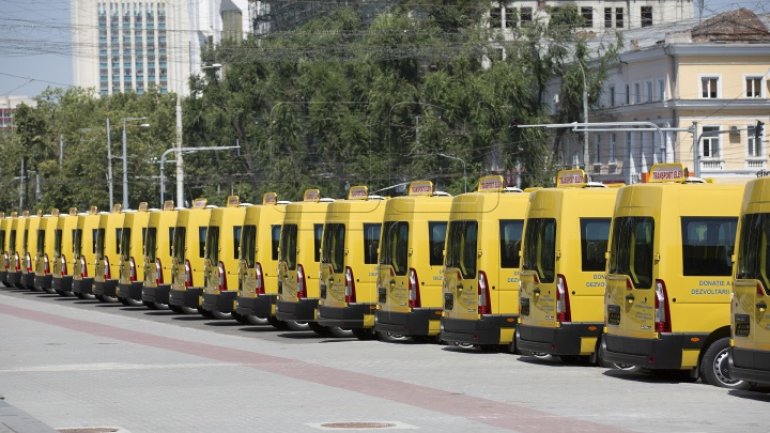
[746,158,766,170]
[700,158,724,171]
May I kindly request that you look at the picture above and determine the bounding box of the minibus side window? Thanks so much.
[314,224,324,263]
[95,228,106,259]
[446,221,478,279]
[233,226,242,260]
[54,230,63,257]
[280,224,298,270]
[23,230,28,253]
[205,226,220,262]
[500,220,524,269]
[9,230,16,253]
[145,228,157,262]
[115,228,122,255]
[363,223,381,265]
[393,222,408,276]
[142,228,147,250]
[37,229,45,254]
[198,227,208,258]
[240,225,256,267]
[681,217,737,276]
[168,227,175,256]
[271,225,281,261]
[322,223,345,273]
[72,229,82,259]
[173,227,186,260]
[120,228,131,260]
[0,230,4,253]
[609,217,654,289]
[428,222,447,266]
[522,218,556,282]
[580,218,611,272]
[379,222,394,265]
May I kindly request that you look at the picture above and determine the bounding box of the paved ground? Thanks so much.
[0,287,768,433]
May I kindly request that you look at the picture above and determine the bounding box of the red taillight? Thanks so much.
[654,279,672,333]
[556,274,571,323]
[758,283,766,296]
[61,255,68,276]
[3,252,9,270]
[103,257,111,279]
[80,257,88,277]
[184,259,193,288]
[14,253,20,271]
[25,253,32,272]
[254,262,265,295]
[408,268,420,308]
[296,264,307,299]
[44,254,50,274]
[344,266,356,303]
[129,257,137,282]
[217,261,227,292]
[478,271,491,315]
[155,259,163,284]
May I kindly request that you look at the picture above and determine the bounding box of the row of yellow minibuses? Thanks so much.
[2,163,769,391]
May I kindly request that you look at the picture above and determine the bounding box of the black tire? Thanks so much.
[329,327,354,338]
[352,327,376,340]
[143,301,158,310]
[198,307,215,319]
[560,355,591,364]
[700,337,749,389]
[378,331,410,343]
[169,305,185,314]
[76,292,95,300]
[268,316,289,330]
[119,297,143,307]
[286,321,310,331]
[308,321,331,336]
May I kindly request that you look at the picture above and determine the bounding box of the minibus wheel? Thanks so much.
[267,316,289,330]
[700,337,749,389]
[287,321,310,331]
[352,328,376,340]
[76,292,95,300]
[234,312,268,326]
[119,297,143,307]
[329,327,354,338]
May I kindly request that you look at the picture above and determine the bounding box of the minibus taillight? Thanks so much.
[254,262,265,295]
[184,259,193,288]
[654,279,671,333]
[155,259,163,284]
[408,268,420,308]
[129,257,137,282]
[61,255,68,276]
[296,264,307,299]
[80,257,88,277]
[758,283,766,296]
[25,253,32,272]
[556,274,571,323]
[103,257,111,279]
[3,252,9,270]
[478,271,491,315]
[345,266,356,303]
[14,253,20,271]
[43,254,50,274]
[217,261,227,292]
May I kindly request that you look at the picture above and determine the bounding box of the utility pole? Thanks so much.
[106,118,113,209]
[692,121,699,177]
[19,158,24,211]
[59,135,64,168]
[175,94,184,208]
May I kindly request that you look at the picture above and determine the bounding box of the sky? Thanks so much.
[0,0,767,99]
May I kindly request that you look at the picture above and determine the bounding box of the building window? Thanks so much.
[641,6,653,27]
[645,81,653,103]
[609,133,617,162]
[748,125,761,157]
[520,7,532,24]
[594,136,601,162]
[505,5,516,28]
[658,79,665,101]
[634,82,641,104]
[490,5,502,28]
[609,86,616,107]
[604,8,612,28]
[702,126,720,158]
[581,7,593,28]
[625,84,630,105]
[746,76,762,98]
[615,8,624,28]
[701,76,719,98]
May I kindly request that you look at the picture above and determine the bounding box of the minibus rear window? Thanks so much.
[240,225,256,267]
[198,227,207,258]
[522,218,556,282]
[205,226,220,262]
[145,228,157,262]
[446,221,478,279]
[120,228,131,260]
[500,220,524,269]
[232,226,242,260]
[736,213,770,289]
[173,227,186,261]
[381,222,408,276]
[681,217,737,276]
[429,222,447,266]
[37,229,45,254]
[280,224,298,270]
[322,223,346,273]
[271,225,281,261]
[581,218,611,272]
[363,223,381,265]
[314,224,324,263]
[54,230,63,257]
[609,217,654,289]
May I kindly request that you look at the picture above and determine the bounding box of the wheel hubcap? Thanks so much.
[713,347,741,387]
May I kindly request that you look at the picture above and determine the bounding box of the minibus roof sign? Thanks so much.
[556,169,588,187]
[112,204,122,213]
[138,202,149,212]
[408,180,433,196]
[192,198,208,208]
[51,209,59,217]
[227,195,240,207]
[348,186,369,200]
[648,163,688,184]
[263,192,278,205]
[69,208,78,216]
[304,189,321,202]
[163,200,174,211]
[477,175,505,192]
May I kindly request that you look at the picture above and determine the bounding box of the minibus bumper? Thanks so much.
[22,272,35,290]
[517,323,602,356]
[93,279,118,297]
[72,277,94,295]
[0,271,7,286]
[318,304,375,329]
[276,298,318,322]
[201,291,237,313]
[142,285,170,304]
[236,294,276,319]
[118,282,143,301]
[729,347,770,385]
[170,288,203,309]
[34,275,52,292]
[440,315,517,346]
[602,333,704,370]
[375,309,442,336]
[10,271,22,288]
[52,276,73,294]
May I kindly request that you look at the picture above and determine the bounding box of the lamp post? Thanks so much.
[106,118,113,209]
[121,117,149,209]
[437,153,467,193]
[574,60,589,169]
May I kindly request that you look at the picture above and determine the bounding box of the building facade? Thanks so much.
[72,0,249,96]
[552,9,770,183]
[0,96,36,129]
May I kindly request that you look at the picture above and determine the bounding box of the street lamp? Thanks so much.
[121,117,149,209]
[437,153,467,193]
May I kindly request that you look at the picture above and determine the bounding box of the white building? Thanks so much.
[71,0,250,96]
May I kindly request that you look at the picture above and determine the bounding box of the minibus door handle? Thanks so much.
[456,283,463,293]
[757,301,767,313]
[533,287,540,299]
[389,279,396,287]
[625,294,635,305]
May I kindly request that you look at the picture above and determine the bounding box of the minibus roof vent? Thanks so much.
[684,177,706,184]
[584,182,608,188]
[277,200,292,205]
[432,191,452,197]
[320,198,335,203]
[503,187,523,193]
[368,195,386,200]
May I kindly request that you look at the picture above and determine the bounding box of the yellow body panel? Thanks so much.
[1,216,11,275]
[203,205,249,295]
[94,212,126,283]
[238,204,287,303]
[9,216,27,277]
[53,214,78,279]
[119,210,151,285]
[74,213,102,281]
[143,209,177,289]
[35,214,59,278]
[171,207,214,292]
[23,216,42,281]
[318,198,387,310]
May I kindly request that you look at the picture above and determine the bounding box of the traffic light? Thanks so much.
[757,120,765,143]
